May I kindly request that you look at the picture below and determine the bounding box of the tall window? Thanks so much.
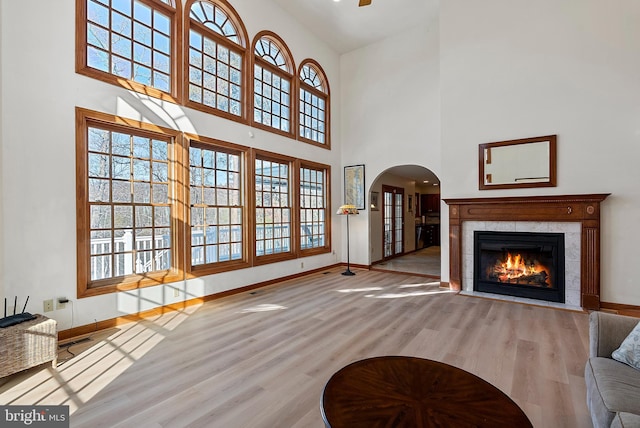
[78,109,333,294]
[187,0,247,120]
[79,0,178,98]
[254,153,293,261]
[252,32,294,137]
[299,163,329,254]
[188,138,247,273]
[298,60,330,148]
[76,109,183,297]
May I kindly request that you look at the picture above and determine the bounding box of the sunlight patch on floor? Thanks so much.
[0,307,197,414]
[399,282,441,288]
[366,289,457,299]
[336,287,384,293]
[239,304,287,313]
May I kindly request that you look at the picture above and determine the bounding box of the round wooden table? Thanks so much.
[321,356,532,428]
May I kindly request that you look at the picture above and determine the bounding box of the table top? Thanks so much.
[321,356,532,428]
[0,313,53,332]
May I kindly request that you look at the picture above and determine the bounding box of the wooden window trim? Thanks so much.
[297,59,331,149]
[183,0,250,124]
[76,0,183,104]
[77,106,334,297]
[185,134,252,277]
[250,31,296,139]
[297,160,331,258]
[251,149,298,266]
[77,1,334,150]
[76,107,186,298]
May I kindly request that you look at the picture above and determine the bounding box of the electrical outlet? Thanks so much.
[43,299,54,312]
[173,288,180,298]
[300,262,304,269]
[57,298,67,310]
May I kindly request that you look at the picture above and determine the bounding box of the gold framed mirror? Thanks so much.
[479,135,557,190]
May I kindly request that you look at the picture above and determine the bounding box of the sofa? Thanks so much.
[585,311,640,428]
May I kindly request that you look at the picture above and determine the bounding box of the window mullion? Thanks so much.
[77,108,182,297]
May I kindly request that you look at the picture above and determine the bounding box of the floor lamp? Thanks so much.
[337,204,359,276]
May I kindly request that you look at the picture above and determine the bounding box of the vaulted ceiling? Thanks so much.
[274,0,441,186]
[274,0,439,54]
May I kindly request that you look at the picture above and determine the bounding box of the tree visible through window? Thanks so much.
[255,156,291,257]
[300,164,328,251]
[86,127,172,280]
[299,61,329,146]
[187,0,245,118]
[189,141,243,266]
[83,0,174,93]
[78,2,332,146]
[253,33,293,135]
[77,111,332,296]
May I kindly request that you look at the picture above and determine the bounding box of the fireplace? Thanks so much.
[444,194,610,309]
[474,231,565,303]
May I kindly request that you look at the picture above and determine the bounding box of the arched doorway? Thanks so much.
[369,165,441,278]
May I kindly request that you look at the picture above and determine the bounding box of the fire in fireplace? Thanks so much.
[489,252,550,286]
[474,231,565,303]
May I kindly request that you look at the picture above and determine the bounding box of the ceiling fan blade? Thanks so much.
[359,0,372,6]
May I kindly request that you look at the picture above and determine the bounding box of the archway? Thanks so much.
[368,165,441,278]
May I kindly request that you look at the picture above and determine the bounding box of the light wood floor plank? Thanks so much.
[0,268,591,427]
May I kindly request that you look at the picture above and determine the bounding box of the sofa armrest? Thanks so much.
[589,311,640,358]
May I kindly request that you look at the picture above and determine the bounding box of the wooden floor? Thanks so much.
[0,268,592,427]
[373,246,441,277]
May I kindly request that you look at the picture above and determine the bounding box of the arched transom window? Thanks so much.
[252,32,294,136]
[187,0,246,118]
[78,1,331,146]
[299,60,329,147]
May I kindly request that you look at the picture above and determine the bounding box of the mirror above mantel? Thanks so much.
[479,135,557,190]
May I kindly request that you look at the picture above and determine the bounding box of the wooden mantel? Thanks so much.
[443,194,610,310]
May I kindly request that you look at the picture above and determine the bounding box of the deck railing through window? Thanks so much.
[90,232,171,280]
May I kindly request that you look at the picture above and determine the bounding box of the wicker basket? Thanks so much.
[0,314,57,378]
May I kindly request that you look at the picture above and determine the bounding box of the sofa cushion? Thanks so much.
[590,312,640,358]
[586,357,640,428]
[612,320,640,370]
[611,412,640,428]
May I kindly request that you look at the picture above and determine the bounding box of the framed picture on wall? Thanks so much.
[344,164,365,210]
[370,191,379,211]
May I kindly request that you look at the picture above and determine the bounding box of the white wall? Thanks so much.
[440,0,640,305]
[0,2,5,312]
[0,0,342,329]
[4,0,639,331]
[340,20,441,266]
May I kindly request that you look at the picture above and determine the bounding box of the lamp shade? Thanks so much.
[337,204,359,215]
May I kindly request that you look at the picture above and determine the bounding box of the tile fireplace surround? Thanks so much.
[443,194,610,310]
